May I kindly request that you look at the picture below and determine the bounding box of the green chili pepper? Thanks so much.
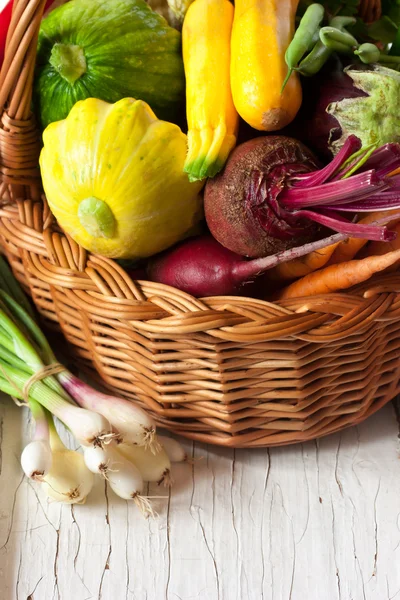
[319,26,359,54]
[281,3,325,92]
[298,16,356,77]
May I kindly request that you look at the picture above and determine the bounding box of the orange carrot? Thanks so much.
[363,222,400,255]
[328,211,399,265]
[360,222,400,273]
[277,248,400,300]
[269,241,340,281]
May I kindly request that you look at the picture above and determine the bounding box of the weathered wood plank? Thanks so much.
[0,395,399,600]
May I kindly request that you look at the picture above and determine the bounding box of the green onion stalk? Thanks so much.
[0,261,158,450]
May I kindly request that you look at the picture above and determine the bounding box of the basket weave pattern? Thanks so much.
[0,0,398,447]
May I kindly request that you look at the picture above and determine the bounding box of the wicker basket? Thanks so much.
[0,0,398,448]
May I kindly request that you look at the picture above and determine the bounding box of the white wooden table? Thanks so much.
[0,395,399,600]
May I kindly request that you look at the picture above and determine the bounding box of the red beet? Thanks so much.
[205,135,320,258]
[147,233,347,297]
[204,135,400,259]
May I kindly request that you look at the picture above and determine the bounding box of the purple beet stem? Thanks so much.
[233,212,400,282]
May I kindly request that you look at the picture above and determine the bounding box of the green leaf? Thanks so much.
[367,16,398,44]
[382,0,400,26]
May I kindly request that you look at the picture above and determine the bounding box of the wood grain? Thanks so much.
[0,394,399,600]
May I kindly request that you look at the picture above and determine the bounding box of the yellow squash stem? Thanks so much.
[231,0,302,131]
[183,0,238,181]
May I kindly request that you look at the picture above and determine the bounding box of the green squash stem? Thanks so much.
[78,198,116,239]
[49,43,87,84]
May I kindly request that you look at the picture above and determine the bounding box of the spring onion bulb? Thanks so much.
[58,373,159,451]
[43,416,94,504]
[21,440,52,481]
[55,404,113,448]
[101,445,155,516]
[84,443,155,516]
[83,445,116,478]
[20,400,52,481]
[117,442,173,486]
[157,435,188,463]
[43,449,94,504]
[32,386,113,449]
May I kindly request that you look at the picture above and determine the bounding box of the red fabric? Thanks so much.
[0,0,55,65]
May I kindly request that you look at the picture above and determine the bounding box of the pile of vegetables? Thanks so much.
[8,0,396,302]
[0,257,188,510]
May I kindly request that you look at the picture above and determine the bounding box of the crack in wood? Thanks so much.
[260,448,271,600]
[389,584,400,600]
[394,512,400,553]
[288,519,296,600]
[334,434,344,496]
[125,502,130,600]
[268,484,275,599]
[314,439,321,503]
[15,549,22,600]
[209,452,217,596]
[197,507,220,600]
[165,488,172,600]
[330,498,341,600]
[297,445,310,545]
[70,506,92,597]
[247,487,257,528]
[26,575,43,599]
[351,428,362,487]
[1,473,24,550]
[70,505,81,571]
[52,527,60,600]
[351,503,367,600]
[372,478,381,578]
[26,480,58,533]
[98,481,112,600]
[274,482,297,599]
[229,449,239,583]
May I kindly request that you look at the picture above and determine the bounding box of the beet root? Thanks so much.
[204,134,400,260]
[204,136,320,258]
[146,232,351,297]
[147,235,247,297]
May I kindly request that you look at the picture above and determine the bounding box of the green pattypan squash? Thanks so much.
[34,0,185,130]
[39,98,204,259]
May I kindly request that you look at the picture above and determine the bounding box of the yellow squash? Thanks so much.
[231,0,302,131]
[182,0,238,181]
[39,98,204,259]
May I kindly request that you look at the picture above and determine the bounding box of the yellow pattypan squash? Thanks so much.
[39,98,204,259]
